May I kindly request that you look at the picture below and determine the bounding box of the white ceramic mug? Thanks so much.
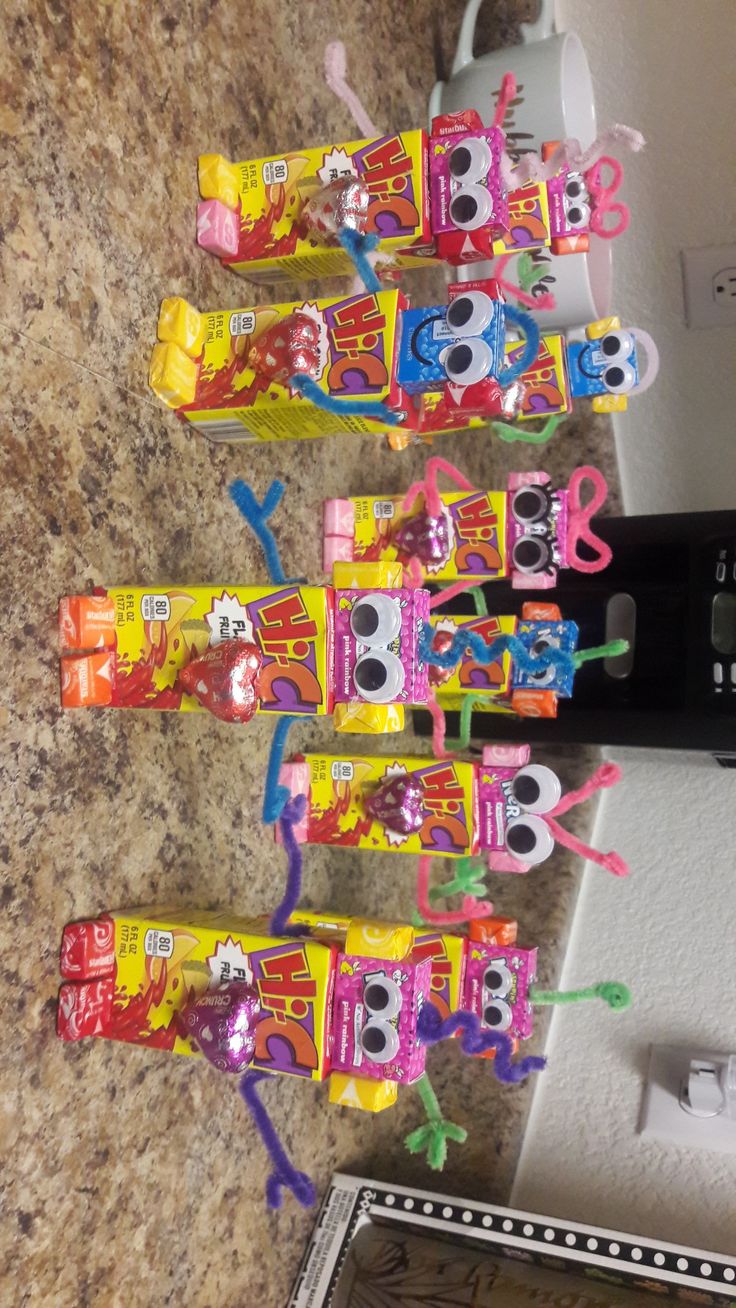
[430,0,611,328]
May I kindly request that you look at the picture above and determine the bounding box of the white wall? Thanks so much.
[512,0,736,1258]
[556,0,736,516]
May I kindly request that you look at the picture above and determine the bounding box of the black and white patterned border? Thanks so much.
[288,1173,736,1307]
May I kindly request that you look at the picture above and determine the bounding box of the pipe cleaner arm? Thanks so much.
[497,305,541,388]
[404,1073,467,1171]
[239,1070,317,1209]
[402,456,475,517]
[416,856,493,925]
[417,1004,546,1084]
[229,479,297,585]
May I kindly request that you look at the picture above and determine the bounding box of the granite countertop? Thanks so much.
[1,1,620,1303]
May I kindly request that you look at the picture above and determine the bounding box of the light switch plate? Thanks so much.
[681,244,736,328]
[640,1044,736,1155]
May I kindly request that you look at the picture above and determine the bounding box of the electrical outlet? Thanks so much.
[681,243,736,329]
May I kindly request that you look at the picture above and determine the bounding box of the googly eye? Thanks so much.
[441,338,493,385]
[511,535,550,575]
[602,360,636,395]
[363,976,402,1021]
[527,637,560,685]
[600,331,634,364]
[564,197,591,229]
[350,594,402,648]
[449,136,493,183]
[564,173,587,201]
[511,485,550,525]
[482,998,513,1031]
[360,1018,400,1064]
[446,291,495,337]
[483,960,512,998]
[511,764,562,814]
[353,649,405,703]
[449,184,494,232]
[505,814,555,866]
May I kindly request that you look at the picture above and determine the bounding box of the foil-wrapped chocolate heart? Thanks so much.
[177,984,260,1074]
[249,312,321,386]
[303,177,369,240]
[365,774,425,836]
[178,639,262,725]
[428,628,456,687]
[394,507,453,567]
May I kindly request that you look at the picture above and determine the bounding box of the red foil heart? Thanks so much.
[177,984,260,1074]
[178,640,263,724]
[428,628,456,687]
[303,177,369,240]
[249,312,321,385]
[365,773,425,836]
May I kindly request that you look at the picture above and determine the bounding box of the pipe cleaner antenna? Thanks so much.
[324,41,379,137]
[491,414,566,445]
[490,72,518,132]
[545,761,630,877]
[229,479,296,585]
[511,124,645,188]
[405,1074,468,1170]
[240,1070,317,1209]
[269,794,308,936]
[289,373,403,425]
[573,638,629,668]
[417,1005,547,1084]
[529,980,631,1010]
[416,855,493,925]
[263,716,299,825]
[402,456,475,517]
[417,624,578,681]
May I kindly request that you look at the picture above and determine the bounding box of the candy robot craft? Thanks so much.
[57,901,629,1208]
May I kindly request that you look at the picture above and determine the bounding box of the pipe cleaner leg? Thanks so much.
[269,794,308,936]
[240,1070,317,1210]
[262,716,298,825]
[229,479,299,585]
[404,1073,467,1171]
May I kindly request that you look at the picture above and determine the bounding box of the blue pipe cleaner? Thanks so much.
[289,373,403,425]
[269,793,308,936]
[497,304,541,387]
[337,227,381,292]
[229,479,299,585]
[417,622,576,680]
[263,716,298,825]
[416,1004,546,1085]
[240,1069,317,1209]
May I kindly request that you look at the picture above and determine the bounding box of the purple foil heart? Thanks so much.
[177,983,260,1074]
[395,508,453,567]
[365,774,425,836]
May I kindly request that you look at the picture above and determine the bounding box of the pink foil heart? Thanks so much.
[394,508,453,567]
[177,984,260,1074]
[365,774,426,836]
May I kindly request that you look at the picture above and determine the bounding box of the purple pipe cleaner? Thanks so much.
[417,1004,546,1084]
[269,794,308,937]
[240,1069,317,1209]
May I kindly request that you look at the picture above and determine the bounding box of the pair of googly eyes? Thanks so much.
[597,330,637,396]
[563,173,591,230]
[360,976,403,1064]
[440,290,496,387]
[447,135,496,233]
[509,483,554,576]
[482,960,517,1031]
[350,594,405,704]
[504,764,562,866]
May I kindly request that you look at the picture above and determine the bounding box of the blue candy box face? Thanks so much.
[511,619,579,699]
[567,327,639,401]
[396,288,506,396]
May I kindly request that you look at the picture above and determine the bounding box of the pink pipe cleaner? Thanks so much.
[565,466,613,574]
[545,762,630,877]
[404,554,425,589]
[324,42,378,138]
[402,457,475,517]
[492,253,556,311]
[428,578,478,609]
[511,124,645,188]
[490,72,517,131]
[426,687,452,760]
[416,856,493,925]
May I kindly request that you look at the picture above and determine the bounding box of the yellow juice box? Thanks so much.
[150,290,407,443]
[196,132,436,285]
[429,613,516,715]
[324,488,508,581]
[57,907,337,1081]
[491,180,551,256]
[510,330,571,420]
[292,754,479,857]
[59,584,333,716]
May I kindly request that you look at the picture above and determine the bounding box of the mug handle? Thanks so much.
[451,0,556,76]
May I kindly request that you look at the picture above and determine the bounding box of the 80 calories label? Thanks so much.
[144,929,174,958]
[141,594,171,622]
[229,311,256,337]
[372,500,395,520]
[262,159,289,185]
[331,760,354,782]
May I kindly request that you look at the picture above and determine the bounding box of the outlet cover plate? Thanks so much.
[681,244,736,329]
[640,1044,736,1155]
